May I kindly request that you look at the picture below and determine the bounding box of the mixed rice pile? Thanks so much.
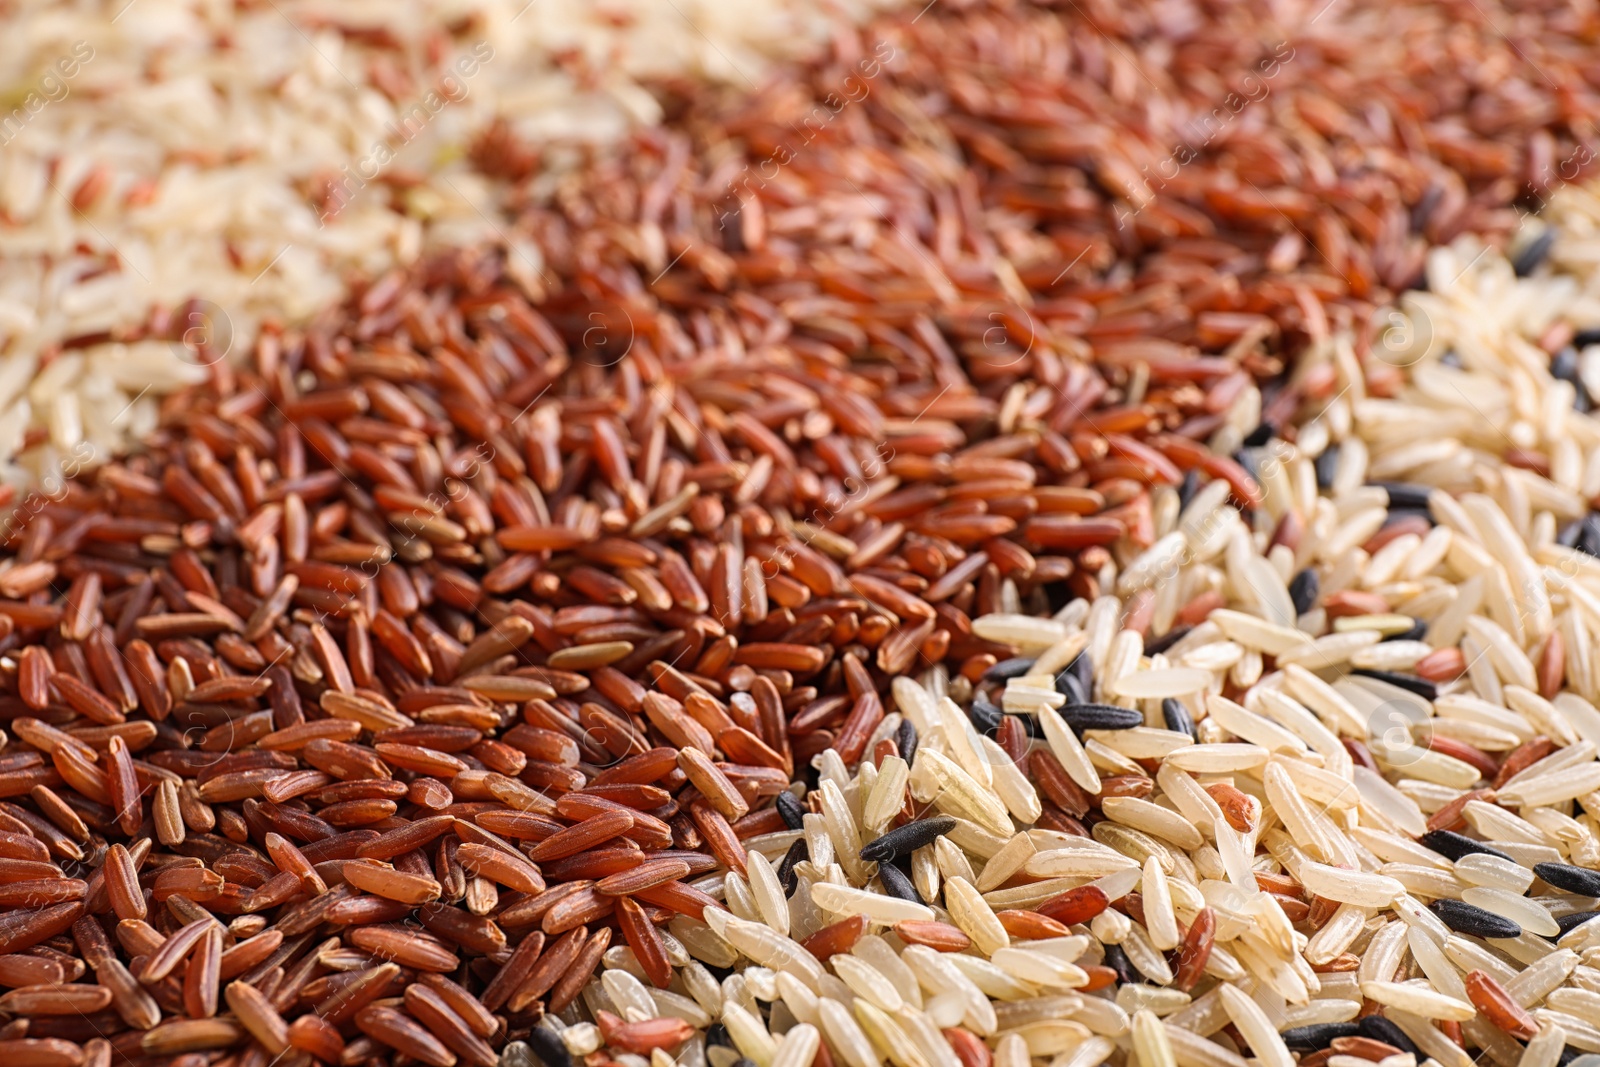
[4,0,1600,488]
[4,4,1600,1067]
[0,0,894,486]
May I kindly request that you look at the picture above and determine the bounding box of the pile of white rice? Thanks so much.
[0,0,897,487]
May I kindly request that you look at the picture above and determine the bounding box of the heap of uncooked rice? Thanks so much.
[0,0,896,486]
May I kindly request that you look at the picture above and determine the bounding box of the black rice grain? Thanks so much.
[1533,863,1600,897]
[1280,1023,1361,1051]
[1430,899,1522,939]
[774,792,805,831]
[1420,830,1515,863]
[1162,698,1197,740]
[876,861,923,905]
[1058,703,1144,732]
[860,816,957,863]
[1288,569,1319,615]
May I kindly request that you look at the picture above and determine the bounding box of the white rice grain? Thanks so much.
[1218,986,1293,1067]
[1359,981,1476,1020]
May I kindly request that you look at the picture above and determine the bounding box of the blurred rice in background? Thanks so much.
[0,0,898,487]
